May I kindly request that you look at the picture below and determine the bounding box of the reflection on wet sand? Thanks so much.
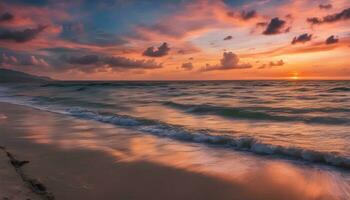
[1,102,349,200]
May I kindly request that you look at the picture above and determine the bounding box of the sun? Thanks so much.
[290,72,299,80]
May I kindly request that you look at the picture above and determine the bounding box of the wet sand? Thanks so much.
[0,102,348,200]
[0,147,41,200]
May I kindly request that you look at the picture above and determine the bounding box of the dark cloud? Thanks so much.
[325,35,339,44]
[223,35,233,40]
[0,13,14,22]
[63,54,162,70]
[200,52,252,72]
[263,17,287,35]
[319,4,332,10]
[227,10,257,20]
[0,25,47,43]
[307,17,322,24]
[66,55,99,65]
[291,33,312,44]
[29,46,162,73]
[307,8,350,24]
[103,56,162,70]
[240,10,257,20]
[143,42,170,57]
[181,62,193,70]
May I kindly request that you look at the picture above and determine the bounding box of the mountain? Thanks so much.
[0,68,53,83]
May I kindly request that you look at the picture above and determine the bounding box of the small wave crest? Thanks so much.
[327,87,350,92]
[163,101,350,125]
[40,81,172,88]
[32,96,116,109]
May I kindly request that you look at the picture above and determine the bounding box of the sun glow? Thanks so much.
[290,72,299,80]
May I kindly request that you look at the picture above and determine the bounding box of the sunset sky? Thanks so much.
[0,0,349,80]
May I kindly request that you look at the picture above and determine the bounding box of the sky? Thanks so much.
[0,0,349,80]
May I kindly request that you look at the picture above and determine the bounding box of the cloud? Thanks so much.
[66,55,99,65]
[307,8,350,25]
[258,60,284,69]
[63,54,162,70]
[258,64,267,69]
[181,62,193,70]
[227,10,257,21]
[241,36,350,59]
[26,55,49,66]
[0,13,14,22]
[103,56,162,70]
[325,35,339,44]
[143,42,170,57]
[263,17,287,35]
[200,52,252,72]
[256,22,268,27]
[0,25,47,42]
[307,17,322,24]
[60,22,127,46]
[223,35,233,40]
[0,52,49,68]
[269,60,284,67]
[240,10,257,20]
[130,1,259,42]
[319,4,332,10]
[291,33,312,44]
[176,43,201,55]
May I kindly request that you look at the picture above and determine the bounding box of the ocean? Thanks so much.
[0,80,350,169]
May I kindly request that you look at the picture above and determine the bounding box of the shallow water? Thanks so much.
[0,80,350,168]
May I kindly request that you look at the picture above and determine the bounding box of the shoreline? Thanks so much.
[0,102,348,200]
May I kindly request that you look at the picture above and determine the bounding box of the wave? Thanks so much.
[1,95,350,170]
[163,101,350,125]
[327,87,350,92]
[63,108,350,169]
[31,96,117,109]
[63,111,350,169]
[40,81,174,88]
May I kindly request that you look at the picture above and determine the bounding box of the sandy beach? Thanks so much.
[0,102,348,200]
